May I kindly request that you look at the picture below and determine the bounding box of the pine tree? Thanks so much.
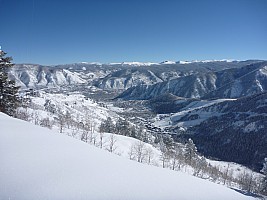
[0,50,20,116]
[129,125,137,138]
[115,118,130,136]
[162,134,175,151]
[99,117,115,133]
[184,138,198,166]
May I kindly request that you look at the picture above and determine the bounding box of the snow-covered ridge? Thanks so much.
[79,61,102,65]
[160,60,177,65]
[118,61,267,100]
[12,60,261,91]
[177,59,238,64]
[9,65,93,89]
[76,59,239,66]
[109,61,159,66]
[0,112,255,200]
[110,59,237,66]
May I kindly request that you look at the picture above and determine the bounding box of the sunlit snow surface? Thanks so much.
[0,113,254,200]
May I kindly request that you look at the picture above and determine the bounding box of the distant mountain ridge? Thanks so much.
[117,61,267,100]
[11,60,260,91]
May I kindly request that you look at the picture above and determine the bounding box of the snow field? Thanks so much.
[0,113,255,200]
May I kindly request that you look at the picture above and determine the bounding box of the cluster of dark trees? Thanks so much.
[0,50,20,116]
[187,113,267,172]
[99,117,151,142]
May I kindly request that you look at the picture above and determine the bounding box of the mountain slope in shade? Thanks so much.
[186,92,267,170]
[151,92,267,171]
[0,113,254,200]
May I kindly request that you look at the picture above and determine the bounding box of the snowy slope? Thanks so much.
[152,98,236,128]
[0,113,255,200]
[10,64,87,89]
[95,68,163,90]
[23,91,118,130]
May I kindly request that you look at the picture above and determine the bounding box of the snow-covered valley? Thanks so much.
[11,91,263,196]
[2,59,267,199]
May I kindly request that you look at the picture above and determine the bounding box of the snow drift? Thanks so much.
[0,113,254,200]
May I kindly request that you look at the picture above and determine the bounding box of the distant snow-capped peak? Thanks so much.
[77,60,238,66]
[177,59,238,64]
[160,61,176,65]
[79,62,102,65]
[109,62,159,66]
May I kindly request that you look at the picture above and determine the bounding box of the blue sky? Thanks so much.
[1,0,267,65]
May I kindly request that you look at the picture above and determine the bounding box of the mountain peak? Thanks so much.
[160,60,176,65]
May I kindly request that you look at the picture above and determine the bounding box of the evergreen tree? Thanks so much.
[129,125,137,138]
[184,138,198,166]
[99,117,115,133]
[0,50,20,116]
[159,137,170,168]
[194,156,207,177]
[115,118,130,136]
[162,134,175,150]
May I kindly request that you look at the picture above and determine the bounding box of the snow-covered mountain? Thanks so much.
[95,68,163,90]
[0,112,255,200]
[94,60,260,90]
[160,60,177,64]
[111,61,159,66]
[117,61,267,100]
[9,64,88,89]
[177,59,238,64]
[11,60,259,91]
